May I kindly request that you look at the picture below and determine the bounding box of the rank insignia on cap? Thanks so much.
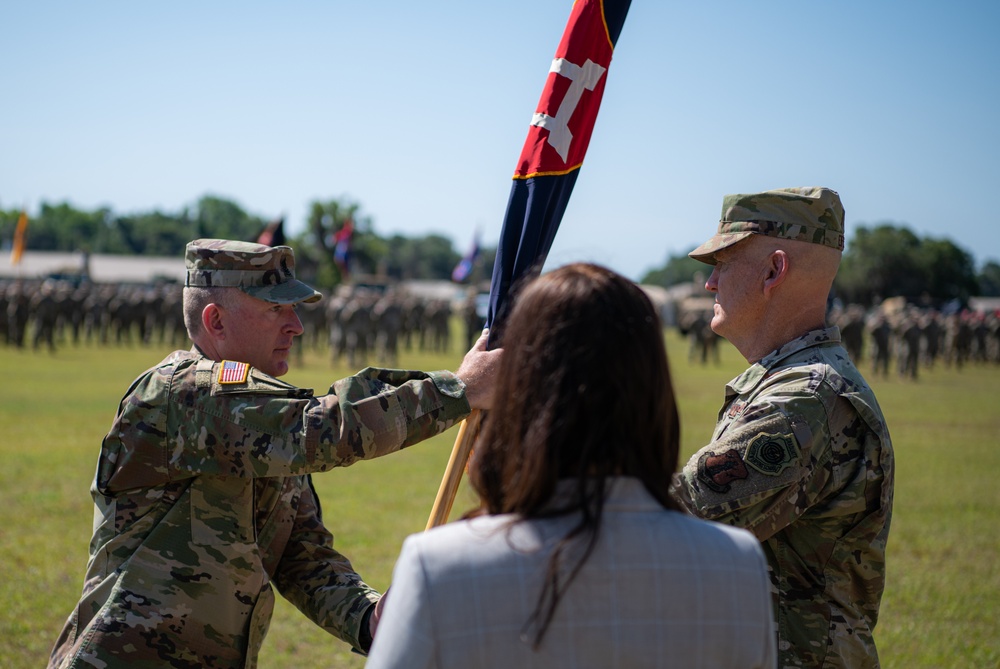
[218,360,249,385]
[745,432,797,476]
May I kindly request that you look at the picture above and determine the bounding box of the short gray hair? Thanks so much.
[182,286,240,339]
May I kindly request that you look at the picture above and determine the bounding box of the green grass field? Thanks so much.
[1,327,998,668]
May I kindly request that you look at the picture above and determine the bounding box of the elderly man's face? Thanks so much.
[703,240,767,342]
[215,291,304,377]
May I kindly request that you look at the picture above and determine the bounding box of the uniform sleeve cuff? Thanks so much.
[428,370,467,400]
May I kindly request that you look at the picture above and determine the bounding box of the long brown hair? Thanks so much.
[467,262,682,647]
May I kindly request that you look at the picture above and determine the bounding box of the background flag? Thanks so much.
[451,230,481,283]
[10,210,28,266]
[485,0,631,344]
[255,217,286,247]
[332,218,354,277]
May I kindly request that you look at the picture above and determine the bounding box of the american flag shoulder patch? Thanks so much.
[218,360,250,385]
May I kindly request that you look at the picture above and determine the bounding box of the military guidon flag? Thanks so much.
[486,0,631,344]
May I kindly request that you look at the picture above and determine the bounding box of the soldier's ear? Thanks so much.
[763,250,789,295]
[202,303,226,341]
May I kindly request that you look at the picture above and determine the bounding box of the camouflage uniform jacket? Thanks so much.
[49,348,471,669]
[675,327,894,669]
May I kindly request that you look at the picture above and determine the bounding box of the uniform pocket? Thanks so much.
[190,476,254,546]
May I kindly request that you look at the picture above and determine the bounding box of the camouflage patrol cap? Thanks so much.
[689,187,845,265]
[184,239,322,304]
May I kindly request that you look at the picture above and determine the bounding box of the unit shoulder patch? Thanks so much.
[697,448,749,493]
[744,431,797,476]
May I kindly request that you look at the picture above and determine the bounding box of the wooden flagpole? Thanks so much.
[425,409,483,529]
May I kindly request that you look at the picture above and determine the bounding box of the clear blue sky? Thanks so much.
[3,1,998,281]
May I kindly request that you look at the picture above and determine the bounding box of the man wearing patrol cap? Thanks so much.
[182,239,323,378]
[672,188,895,668]
[49,239,502,668]
[186,238,323,303]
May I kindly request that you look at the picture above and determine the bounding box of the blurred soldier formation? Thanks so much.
[4,277,1000,378]
[0,276,485,368]
[829,299,999,380]
[668,293,999,377]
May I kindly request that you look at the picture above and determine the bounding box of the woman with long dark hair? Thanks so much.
[367,263,775,668]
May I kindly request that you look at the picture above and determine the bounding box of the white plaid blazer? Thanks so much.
[367,477,775,668]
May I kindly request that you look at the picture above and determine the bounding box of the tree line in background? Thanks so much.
[3,196,999,306]
[0,196,496,291]
[642,224,1000,306]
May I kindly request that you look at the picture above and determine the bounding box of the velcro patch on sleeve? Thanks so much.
[218,360,250,385]
[745,432,797,476]
[683,410,804,512]
[697,449,749,493]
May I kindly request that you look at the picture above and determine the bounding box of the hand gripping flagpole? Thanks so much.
[426,0,632,530]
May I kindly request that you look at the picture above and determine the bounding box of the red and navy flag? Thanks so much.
[256,217,286,247]
[486,0,631,344]
[332,218,354,276]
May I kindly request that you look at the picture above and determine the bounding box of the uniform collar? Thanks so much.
[728,326,842,395]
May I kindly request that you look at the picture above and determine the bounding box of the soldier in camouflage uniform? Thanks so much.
[48,239,501,669]
[673,188,894,668]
